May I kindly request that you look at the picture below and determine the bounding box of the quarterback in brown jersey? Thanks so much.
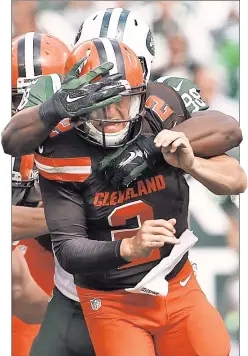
[36,38,232,356]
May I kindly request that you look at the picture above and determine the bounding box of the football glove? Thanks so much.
[39,57,125,128]
[98,135,163,189]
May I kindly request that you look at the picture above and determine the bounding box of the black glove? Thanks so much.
[39,58,125,129]
[98,135,164,189]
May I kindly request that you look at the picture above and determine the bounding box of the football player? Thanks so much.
[11,33,75,356]
[12,40,243,356]
[12,155,49,328]
[11,32,71,248]
[36,38,232,356]
[12,154,48,241]
[11,32,98,356]
[7,11,244,356]
[12,155,54,356]
[11,32,70,356]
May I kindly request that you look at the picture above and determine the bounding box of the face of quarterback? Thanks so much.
[88,96,131,134]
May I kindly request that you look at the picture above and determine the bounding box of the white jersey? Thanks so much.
[54,254,79,302]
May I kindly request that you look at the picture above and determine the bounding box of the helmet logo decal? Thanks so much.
[146,30,155,56]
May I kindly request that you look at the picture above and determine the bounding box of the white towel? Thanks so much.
[125,229,198,296]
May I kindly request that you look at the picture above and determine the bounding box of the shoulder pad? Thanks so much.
[156,76,209,114]
[144,82,191,134]
[34,130,92,183]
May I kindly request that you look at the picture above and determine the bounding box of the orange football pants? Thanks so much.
[12,239,55,356]
[77,259,230,356]
[12,318,40,356]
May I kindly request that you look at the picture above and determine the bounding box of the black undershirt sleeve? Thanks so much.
[39,175,130,274]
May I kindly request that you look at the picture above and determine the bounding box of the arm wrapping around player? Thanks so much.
[12,247,49,324]
[3,62,125,156]
[2,105,51,156]
[12,205,49,241]
[146,83,242,158]
[171,110,242,158]
[187,154,247,195]
[98,109,243,190]
[155,130,247,195]
[3,74,62,156]
[39,176,130,274]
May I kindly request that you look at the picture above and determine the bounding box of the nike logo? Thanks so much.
[119,151,143,167]
[66,94,85,103]
[172,80,183,92]
[180,274,192,287]
[38,145,44,154]
[127,151,136,161]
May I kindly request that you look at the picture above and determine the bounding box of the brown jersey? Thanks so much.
[35,82,190,290]
[36,129,189,291]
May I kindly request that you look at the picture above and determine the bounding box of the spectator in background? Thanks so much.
[12,0,38,36]
[193,65,239,160]
[163,32,193,78]
[152,31,194,82]
[215,7,239,100]
[193,65,239,121]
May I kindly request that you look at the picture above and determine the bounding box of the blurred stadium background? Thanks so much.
[12,1,240,355]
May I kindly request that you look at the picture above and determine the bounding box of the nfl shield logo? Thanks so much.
[48,290,53,303]
[19,245,28,255]
[90,298,102,311]
[191,262,198,276]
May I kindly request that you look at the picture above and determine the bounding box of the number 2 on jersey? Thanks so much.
[145,95,174,122]
[108,200,161,269]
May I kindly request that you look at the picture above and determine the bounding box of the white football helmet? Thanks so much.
[74,7,155,82]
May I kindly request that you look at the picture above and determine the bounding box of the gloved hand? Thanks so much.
[39,57,125,128]
[98,135,164,189]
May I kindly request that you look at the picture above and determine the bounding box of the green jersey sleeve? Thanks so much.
[17,74,63,111]
[155,76,209,114]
